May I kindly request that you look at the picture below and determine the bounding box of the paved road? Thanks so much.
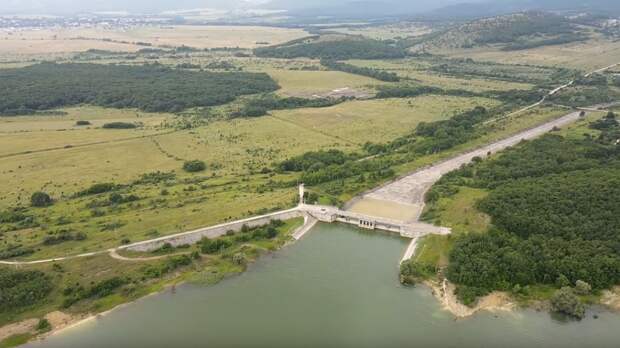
[3,62,617,266]
[365,110,583,219]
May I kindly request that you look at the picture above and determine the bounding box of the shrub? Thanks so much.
[36,318,51,332]
[575,280,592,296]
[75,120,91,126]
[77,183,117,196]
[551,287,586,319]
[200,238,232,254]
[183,160,206,173]
[102,122,137,129]
[31,191,52,207]
[0,269,52,311]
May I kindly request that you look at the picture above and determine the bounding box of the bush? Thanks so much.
[183,160,206,173]
[75,120,91,126]
[0,269,52,311]
[102,122,137,129]
[200,238,232,254]
[551,287,586,319]
[36,318,51,332]
[31,191,52,207]
[575,280,592,296]
[77,183,117,196]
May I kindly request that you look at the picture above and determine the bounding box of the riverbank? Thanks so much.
[425,279,515,319]
[0,218,306,347]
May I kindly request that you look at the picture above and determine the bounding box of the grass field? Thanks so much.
[436,34,620,71]
[347,59,535,92]
[270,95,500,144]
[0,25,309,57]
[329,23,431,40]
[1,95,492,257]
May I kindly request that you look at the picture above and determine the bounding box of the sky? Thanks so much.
[0,0,471,15]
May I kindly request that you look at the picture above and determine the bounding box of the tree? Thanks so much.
[183,160,206,173]
[555,274,570,288]
[31,192,52,207]
[550,287,586,319]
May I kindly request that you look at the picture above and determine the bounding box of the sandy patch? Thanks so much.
[0,318,37,341]
[427,279,515,318]
[0,311,85,343]
[348,198,419,222]
[601,286,620,311]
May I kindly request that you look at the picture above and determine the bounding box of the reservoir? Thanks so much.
[26,223,620,348]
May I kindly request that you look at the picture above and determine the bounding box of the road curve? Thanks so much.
[3,62,618,266]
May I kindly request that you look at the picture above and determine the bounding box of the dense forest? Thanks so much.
[254,37,407,60]
[320,59,400,82]
[232,94,344,118]
[425,116,620,306]
[424,12,589,50]
[0,63,279,115]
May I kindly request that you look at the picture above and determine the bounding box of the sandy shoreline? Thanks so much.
[425,279,515,318]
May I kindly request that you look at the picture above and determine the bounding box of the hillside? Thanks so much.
[416,12,590,51]
[254,35,407,60]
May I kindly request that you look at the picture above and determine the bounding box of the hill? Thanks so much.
[415,11,590,51]
[254,35,407,60]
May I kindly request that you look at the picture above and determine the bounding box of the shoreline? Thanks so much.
[0,225,310,346]
[424,279,515,319]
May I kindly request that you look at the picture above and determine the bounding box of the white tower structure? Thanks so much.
[298,183,305,205]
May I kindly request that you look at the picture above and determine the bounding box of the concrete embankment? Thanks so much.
[292,216,317,240]
[122,208,304,252]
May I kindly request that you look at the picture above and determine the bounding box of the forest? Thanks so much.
[426,119,620,305]
[320,59,400,82]
[0,63,279,115]
[254,38,407,60]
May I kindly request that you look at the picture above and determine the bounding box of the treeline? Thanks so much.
[232,94,344,118]
[254,38,407,60]
[276,105,495,193]
[428,122,620,305]
[0,63,279,115]
[501,33,588,51]
[367,106,491,156]
[375,85,478,99]
[276,149,393,186]
[320,59,400,82]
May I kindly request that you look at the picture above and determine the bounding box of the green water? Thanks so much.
[27,224,620,348]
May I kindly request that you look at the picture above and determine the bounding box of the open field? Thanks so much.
[436,35,620,71]
[263,69,382,97]
[347,59,543,90]
[270,96,500,144]
[328,23,431,40]
[0,95,500,257]
[0,96,489,202]
[0,25,309,58]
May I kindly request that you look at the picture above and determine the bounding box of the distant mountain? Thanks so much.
[262,0,485,20]
[0,0,258,15]
[417,11,591,51]
[428,0,620,20]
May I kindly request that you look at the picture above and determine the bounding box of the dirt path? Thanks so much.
[108,249,190,262]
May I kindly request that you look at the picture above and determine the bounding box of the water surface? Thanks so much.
[27,224,620,348]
